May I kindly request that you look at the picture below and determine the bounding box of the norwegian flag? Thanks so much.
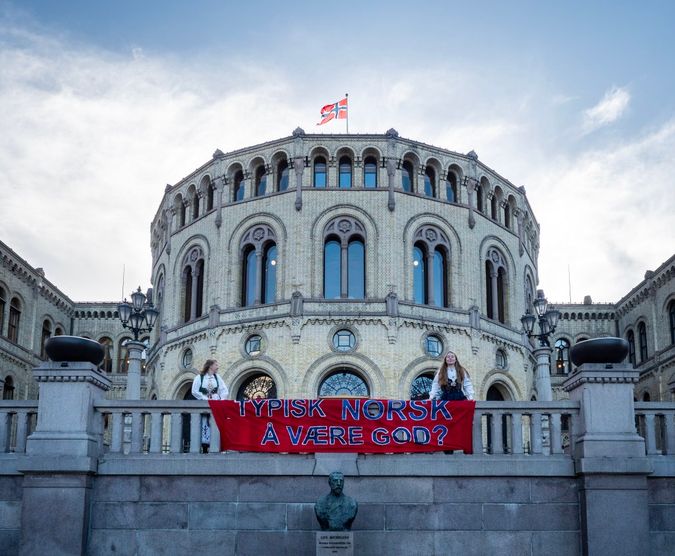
[317,97,348,125]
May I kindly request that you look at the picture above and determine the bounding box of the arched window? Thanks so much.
[401,160,413,192]
[669,301,675,345]
[181,246,205,322]
[323,217,366,299]
[638,321,648,362]
[314,156,327,188]
[191,190,199,220]
[319,369,369,397]
[277,159,289,191]
[555,338,571,375]
[8,297,21,343]
[40,319,52,359]
[2,376,14,400]
[410,373,434,400]
[206,182,214,211]
[363,156,377,188]
[240,225,278,306]
[338,156,352,188]
[446,171,457,203]
[485,248,508,323]
[117,337,131,373]
[476,184,484,213]
[54,327,63,336]
[627,330,636,366]
[175,195,186,227]
[524,274,535,310]
[236,373,277,401]
[255,166,267,196]
[424,166,435,197]
[0,286,6,336]
[412,226,450,307]
[99,337,113,373]
[490,193,499,220]
[233,170,245,202]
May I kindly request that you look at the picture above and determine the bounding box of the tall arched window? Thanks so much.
[99,337,113,373]
[412,226,450,307]
[0,286,6,336]
[627,330,636,366]
[255,166,267,196]
[191,190,199,220]
[555,338,571,374]
[446,171,457,202]
[314,157,327,188]
[233,170,245,201]
[175,195,186,227]
[8,297,21,343]
[524,274,535,310]
[401,160,413,192]
[2,376,14,400]
[206,182,214,211]
[277,159,289,191]
[117,337,132,373]
[363,156,377,188]
[323,217,366,299]
[241,225,278,306]
[476,183,484,213]
[338,156,352,188]
[485,248,508,323]
[490,193,499,220]
[40,319,52,359]
[669,300,675,345]
[181,246,205,322]
[638,321,648,362]
[424,166,435,197]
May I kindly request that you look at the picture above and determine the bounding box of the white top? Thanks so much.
[428,367,475,401]
[191,373,228,400]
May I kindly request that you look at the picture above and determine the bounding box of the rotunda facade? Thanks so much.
[146,129,541,402]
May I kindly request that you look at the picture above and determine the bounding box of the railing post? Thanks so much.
[17,360,111,556]
[563,360,651,556]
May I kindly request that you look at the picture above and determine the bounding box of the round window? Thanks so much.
[182,348,193,369]
[245,335,262,356]
[425,335,443,357]
[332,329,356,352]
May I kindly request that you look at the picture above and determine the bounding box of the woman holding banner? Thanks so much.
[191,359,228,453]
[428,351,475,401]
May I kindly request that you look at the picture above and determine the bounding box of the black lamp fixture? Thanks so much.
[118,287,159,341]
[521,289,561,347]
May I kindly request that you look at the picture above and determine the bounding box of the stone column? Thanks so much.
[533,346,553,402]
[563,361,651,556]
[125,340,146,400]
[386,158,396,211]
[294,157,304,211]
[18,361,110,556]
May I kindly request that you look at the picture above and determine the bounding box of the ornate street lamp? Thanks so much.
[118,287,158,399]
[521,289,561,347]
[521,289,561,402]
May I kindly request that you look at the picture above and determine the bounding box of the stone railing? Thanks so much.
[0,400,38,454]
[634,402,675,465]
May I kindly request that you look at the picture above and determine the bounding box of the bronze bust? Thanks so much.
[314,471,358,531]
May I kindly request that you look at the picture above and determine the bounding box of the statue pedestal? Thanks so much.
[316,532,353,555]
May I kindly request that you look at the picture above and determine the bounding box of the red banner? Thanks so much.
[209,398,475,453]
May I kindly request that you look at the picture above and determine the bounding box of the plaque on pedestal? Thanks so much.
[316,531,353,555]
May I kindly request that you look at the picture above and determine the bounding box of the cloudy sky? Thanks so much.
[1,0,673,305]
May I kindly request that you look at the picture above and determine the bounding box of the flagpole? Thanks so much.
[345,93,349,134]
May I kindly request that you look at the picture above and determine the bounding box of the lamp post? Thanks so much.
[118,287,159,399]
[521,289,561,402]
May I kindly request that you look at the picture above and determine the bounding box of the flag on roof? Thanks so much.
[317,97,348,125]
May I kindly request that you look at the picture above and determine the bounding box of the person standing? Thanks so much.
[428,350,475,401]
[191,359,228,453]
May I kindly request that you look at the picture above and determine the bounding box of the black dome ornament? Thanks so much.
[45,336,105,366]
[569,337,629,367]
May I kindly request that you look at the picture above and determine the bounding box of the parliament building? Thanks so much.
[1,130,674,403]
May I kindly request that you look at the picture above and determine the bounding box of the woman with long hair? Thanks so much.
[428,350,475,401]
[191,359,228,452]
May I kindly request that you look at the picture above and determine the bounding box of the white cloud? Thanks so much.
[582,86,631,133]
